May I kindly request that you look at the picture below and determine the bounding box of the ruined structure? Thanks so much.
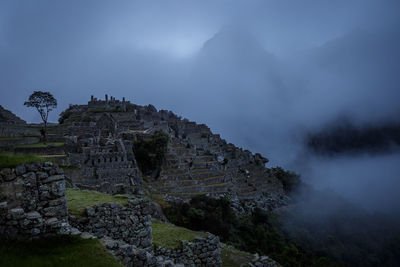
[88,94,131,112]
[61,95,289,210]
[0,162,71,239]
[0,105,26,126]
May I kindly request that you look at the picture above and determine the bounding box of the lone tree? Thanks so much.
[24,91,57,142]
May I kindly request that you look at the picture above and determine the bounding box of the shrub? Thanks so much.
[271,167,301,193]
[133,130,169,176]
[163,195,335,267]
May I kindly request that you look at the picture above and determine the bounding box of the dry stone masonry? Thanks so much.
[69,198,222,266]
[154,234,222,266]
[69,199,153,251]
[0,162,71,239]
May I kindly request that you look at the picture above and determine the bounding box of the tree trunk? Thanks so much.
[43,121,47,144]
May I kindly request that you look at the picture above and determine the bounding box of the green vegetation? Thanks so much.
[163,195,336,267]
[0,137,23,141]
[134,130,169,176]
[0,235,122,267]
[60,166,80,170]
[221,246,254,267]
[66,188,129,217]
[24,91,57,142]
[151,221,206,249]
[0,153,45,169]
[16,142,64,148]
[270,167,301,193]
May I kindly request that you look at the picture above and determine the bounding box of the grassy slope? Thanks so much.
[0,235,122,267]
[0,153,46,169]
[152,221,207,249]
[221,246,255,267]
[15,142,64,148]
[66,188,130,217]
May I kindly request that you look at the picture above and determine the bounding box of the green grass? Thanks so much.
[0,153,46,169]
[152,221,207,249]
[148,193,170,209]
[66,188,130,217]
[0,137,23,141]
[0,235,123,267]
[221,246,254,267]
[60,166,80,170]
[16,142,64,148]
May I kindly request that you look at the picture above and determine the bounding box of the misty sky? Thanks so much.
[1,0,400,215]
[0,0,399,156]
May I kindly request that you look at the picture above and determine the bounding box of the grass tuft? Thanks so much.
[0,153,46,169]
[66,188,130,217]
[0,235,123,267]
[152,221,207,249]
[221,246,255,267]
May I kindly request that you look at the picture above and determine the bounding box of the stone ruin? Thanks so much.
[61,95,289,212]
[0,162,71,239]
[88,94,131,112]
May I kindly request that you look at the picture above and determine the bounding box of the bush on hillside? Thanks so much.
[133,130,169,177]
[270,167,301,193]
[163,195,333,266]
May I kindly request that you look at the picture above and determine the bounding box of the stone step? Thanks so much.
[166,191,227,200]
[161,170,225,181]
[237,190,263,198]
[152,175,226,187]
[162,168,189,175]
[237,185,258,194]
[154,182,230,194]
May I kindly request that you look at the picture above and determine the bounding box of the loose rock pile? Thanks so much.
[0,162,70,239]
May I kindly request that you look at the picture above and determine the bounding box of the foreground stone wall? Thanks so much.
[100,236,174,267]
[70,198,153,251]
[0,162,70,239]
[155,234,222,266]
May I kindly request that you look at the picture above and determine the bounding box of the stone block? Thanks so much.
[0,201,8,209]
[9,208,25,220]
[15,165,26,176]
[26,211,41,220]
[43,206,62,217]
[49,180,66,197]
[22,172,36,186]
[36,172,48,180]
[44,162,53,167]
[42,175,64,184]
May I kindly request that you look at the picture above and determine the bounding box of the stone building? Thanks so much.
[88,94,131,112]
[61,95,289,211]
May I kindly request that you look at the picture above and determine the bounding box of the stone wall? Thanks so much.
[0,162,70,239]
[155,234,222,266]
[99,236,174,267]
[70,198,153,251]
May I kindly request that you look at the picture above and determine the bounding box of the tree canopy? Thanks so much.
[24,91,57,140]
